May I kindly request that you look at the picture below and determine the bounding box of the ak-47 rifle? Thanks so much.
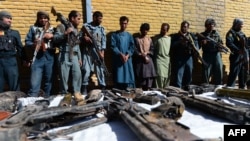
[31,22,49,64]
[51,6,79,47]
[180,33,209,68]
[196,33,233,54]
[0,100,109,141]
[156,86,250,125]
[81,26,110,76]
[103,90,201,141]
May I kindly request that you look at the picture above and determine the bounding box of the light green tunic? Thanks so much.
[154,35,171,88]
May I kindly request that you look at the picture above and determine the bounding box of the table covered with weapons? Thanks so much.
[0,85,249,141]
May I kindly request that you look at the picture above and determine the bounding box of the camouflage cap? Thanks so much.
[0,11,12,20]
[37,10,50,20]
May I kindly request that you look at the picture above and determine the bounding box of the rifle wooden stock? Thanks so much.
[0,111,11,121]
[215,87,250,100]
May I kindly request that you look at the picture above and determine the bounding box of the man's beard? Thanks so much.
[0,21,10,30]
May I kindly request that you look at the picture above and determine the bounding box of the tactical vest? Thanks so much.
[0,30,15,51]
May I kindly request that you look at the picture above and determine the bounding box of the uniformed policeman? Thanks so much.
[0,11,26,92]
[226,18,248,89]
[199,18,223,85]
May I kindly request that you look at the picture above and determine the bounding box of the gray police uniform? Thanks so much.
[53,24,82,94]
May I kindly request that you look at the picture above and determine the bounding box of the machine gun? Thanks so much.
[51,6,80,47]
[156,86,250,125]
[196,33,233,54]
[81,26,110,76]
[180,33,208,68]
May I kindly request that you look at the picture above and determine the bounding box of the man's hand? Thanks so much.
[79,60,82,67]
[201,39,208,45]
[65,27,73,35]
[98,50,104,60]
[23,60,31,67]
[125,54,129,62]
[83,35,93,44]
[120,53,126,63]
[43,32,53,39]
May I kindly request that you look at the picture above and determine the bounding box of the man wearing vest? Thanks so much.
[25,11,55,97]
[0,11,26,92]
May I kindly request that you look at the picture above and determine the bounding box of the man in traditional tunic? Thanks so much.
[111,16,135,90]
[134,23,156,90]
[153,23,171,88]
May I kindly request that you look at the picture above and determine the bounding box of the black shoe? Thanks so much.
[100,85,105,90]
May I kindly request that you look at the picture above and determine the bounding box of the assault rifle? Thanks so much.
[51,6,80,47]
[81,26,110,76]
[156,86,250,125]
[0,100,109,141]
[180,33,208,68]
[196,33,233,54]
[103,89,201,141]
[31,22,49,64]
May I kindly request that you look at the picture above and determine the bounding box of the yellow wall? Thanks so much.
[1,0,250,91]
[92,0,250,84]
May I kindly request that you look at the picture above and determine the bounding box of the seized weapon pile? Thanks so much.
[0,88,201,141]
[196,33,233,54]
[154,86,250,125]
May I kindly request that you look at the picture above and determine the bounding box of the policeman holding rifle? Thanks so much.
[198,18,224,86]
[226,18,248,89]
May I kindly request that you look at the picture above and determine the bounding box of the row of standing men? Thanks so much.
[0,9,248,98]
[111,17,249,91]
